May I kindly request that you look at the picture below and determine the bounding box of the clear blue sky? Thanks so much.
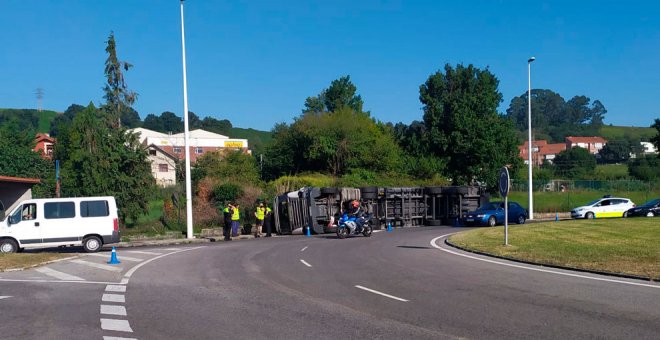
[1,0,659,131]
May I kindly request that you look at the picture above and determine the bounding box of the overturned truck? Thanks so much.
[273,186,489,235]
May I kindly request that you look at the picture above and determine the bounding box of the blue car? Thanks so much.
[463,201,528,226]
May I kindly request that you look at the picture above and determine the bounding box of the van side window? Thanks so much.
[22,203,37,220]
[44,202,75,219]
[80,200,109,217]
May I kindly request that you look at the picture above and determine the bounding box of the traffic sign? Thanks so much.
[499,167,510,198]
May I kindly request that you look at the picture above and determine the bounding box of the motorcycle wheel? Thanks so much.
[337,226,349,239]
[362,225,372,237]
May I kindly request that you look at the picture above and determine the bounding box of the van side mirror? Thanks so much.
[7,215,17,225]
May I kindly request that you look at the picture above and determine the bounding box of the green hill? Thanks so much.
[599,125,656,141]
[225,127,273,154]
[0,108,59,133]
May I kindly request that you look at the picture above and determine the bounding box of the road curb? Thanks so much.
[443,237,655,282]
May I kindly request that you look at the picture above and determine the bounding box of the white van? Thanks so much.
[0,196,120,253]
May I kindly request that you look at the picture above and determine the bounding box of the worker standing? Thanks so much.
[231,204,240,237]
[223,203,233,241]
[254,202,265,238]
[263,200,273,237]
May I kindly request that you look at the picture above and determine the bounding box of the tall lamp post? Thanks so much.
[527,56,535,220]
[180,0,193,238]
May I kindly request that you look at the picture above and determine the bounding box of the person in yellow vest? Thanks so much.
[254,202,267,238]
[231,204,240,237]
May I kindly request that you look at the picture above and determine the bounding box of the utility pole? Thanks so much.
[180,0,194,239]
[35,88,44,112]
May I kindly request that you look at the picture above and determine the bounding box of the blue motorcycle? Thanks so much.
[336,213,373,239]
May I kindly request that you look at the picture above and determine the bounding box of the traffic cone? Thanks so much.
[305,226,311,237]
[107,247,121,264]
[387,222,392,232]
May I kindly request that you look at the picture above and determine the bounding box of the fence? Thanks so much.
[508,180,659,213]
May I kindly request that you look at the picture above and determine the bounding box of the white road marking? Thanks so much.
[300,259,312,267]
[300,246,308,252]
[35,267,85,281]
[373,230,384,233]
[0,296,12,300]
[87,253,144,262]
[162,248,180,251]
[355,285,409,302]
[106,285,126,292]
[0,278,120,285]
[430,234,660,289]
[124,250,162,255]
[103,337,137,340]
[101,304,127,316]
[100,318,133,332]
[70,259,123,272]
[122,246,206,283]
[102,294,125,303]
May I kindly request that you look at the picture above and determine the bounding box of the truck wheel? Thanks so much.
[0,239,18,253]
[83,236,102,253]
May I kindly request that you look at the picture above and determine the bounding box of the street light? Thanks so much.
[527,56,535,220]
[180,0,194,238]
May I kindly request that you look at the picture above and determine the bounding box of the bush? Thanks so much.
[629,155,660,181]
[212,183,243,206]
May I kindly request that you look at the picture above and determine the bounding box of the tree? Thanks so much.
[598,139,632,164]
[142,111,183,133]
[0,120,54,197]
[194,150,260,185]
[55,103,153,224]
[50,104,85,137]
[102,32,137,128]
[552,147,597,179]
[628,155,660,181]
[652,118,660,154]
[420,63,520,190]
[506,90,606,143]
[265,77,401,179]
[303,75,364,114]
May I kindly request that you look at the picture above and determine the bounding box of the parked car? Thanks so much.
[570,196,636,219]
[463,201,527,227]
[625,198,660,217]
[0,196,120,253]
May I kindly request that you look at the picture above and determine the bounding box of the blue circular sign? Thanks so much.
[499,167,510,197]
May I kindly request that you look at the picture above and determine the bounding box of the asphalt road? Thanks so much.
[1,226,659,339]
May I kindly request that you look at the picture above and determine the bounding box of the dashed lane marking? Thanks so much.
[430,234,660,290]
[102,294,126,303]
[87,253,144,262]
[103,337,137,340]
[300,246,308,252]
[124,250,162,255]
[355,285,409,302]
[162,248,180,251]
[100,318,133,332]
[300,259,312,267]
[101,304,127,316]
[0,296,11,300]
[35,267,85,281]
[106,285,127,292]
[70,259,123,272]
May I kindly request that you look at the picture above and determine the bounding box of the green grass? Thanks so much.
[594,164,629,180]
[36,110,58,133]
[0,253,72,271]
[448,218,660,279]
[508,190,660,213]
[600,125,656,141]
[226,127,273,154]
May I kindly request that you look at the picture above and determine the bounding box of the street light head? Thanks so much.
[528,57,536,63]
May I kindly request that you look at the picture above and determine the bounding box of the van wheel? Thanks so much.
[0,239,18,253]
[83,236,102,253]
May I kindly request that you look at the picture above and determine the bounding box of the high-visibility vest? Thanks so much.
[223,207,230,213]
[256,207,265,220]
[231,207,240,221]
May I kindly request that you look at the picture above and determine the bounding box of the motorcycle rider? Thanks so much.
[347,200,366,232]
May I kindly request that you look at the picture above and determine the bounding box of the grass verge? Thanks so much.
[448,218,660,280]
[0,253,72,271]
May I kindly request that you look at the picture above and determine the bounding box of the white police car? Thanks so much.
[571,196,636,219]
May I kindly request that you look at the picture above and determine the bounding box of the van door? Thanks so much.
[41,200,79,244]
[6,203,42,246]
